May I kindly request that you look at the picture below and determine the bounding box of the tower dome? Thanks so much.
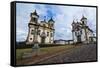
[48,17,55,23]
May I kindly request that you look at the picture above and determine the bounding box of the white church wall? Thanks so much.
[38,26,44,43]
[44,30,47,43]
[86,29,93,43]
[73,32,77,43]
[51,37,54,43]
[81,29,86,42]
[51,31,54,43]
[37,35,41,43]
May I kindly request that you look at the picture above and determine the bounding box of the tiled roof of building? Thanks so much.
[86,26,93,32]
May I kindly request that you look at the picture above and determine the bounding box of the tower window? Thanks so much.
[34,18,37,22]
[82,21,84,24]
[31,18,37,22]
[51,24,53,27]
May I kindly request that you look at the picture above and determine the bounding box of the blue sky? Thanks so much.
[16,3,96,42]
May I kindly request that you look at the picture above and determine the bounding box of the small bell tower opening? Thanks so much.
[80,15,87,26]
[30,10,39,23]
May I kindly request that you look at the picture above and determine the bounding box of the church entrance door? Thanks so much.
[41,37,45,43]
[77,35,81,43]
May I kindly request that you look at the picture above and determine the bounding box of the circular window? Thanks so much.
[30,38,32,40]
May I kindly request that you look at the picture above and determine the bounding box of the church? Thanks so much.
[26,10,55,44]
[71,15,94,44]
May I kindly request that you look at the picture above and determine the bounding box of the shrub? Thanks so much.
[16,42,66,49]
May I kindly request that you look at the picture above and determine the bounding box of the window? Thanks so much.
[30,38,32,40]
[51,33,53,37]
[31,29,35,35]
[51,24,53,27]
[47,32,49,36]
[31,18,37,22]
[80,30,82,34]
[38,30,41,35]
[43,24,45,27]
[75,32,77,36]
[82,21,84,24]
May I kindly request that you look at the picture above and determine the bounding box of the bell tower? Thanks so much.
[81,15,87,26]
[48,17,55,43]
[81,15,88,43]
[71,20,75,43]
[48,17,55,29]
[26,10,39,44]
[30,10,39,23]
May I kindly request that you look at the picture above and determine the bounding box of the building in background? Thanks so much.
[26,10,55,44]
[71,15,95,44]
[54,39,73,45]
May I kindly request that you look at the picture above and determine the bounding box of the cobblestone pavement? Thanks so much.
[37,44,97,64]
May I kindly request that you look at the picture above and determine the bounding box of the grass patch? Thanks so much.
[16,48,32,60]
[16,45,74,60]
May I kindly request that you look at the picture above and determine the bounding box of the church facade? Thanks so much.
[26,10,55,44]
[72,16,94,44]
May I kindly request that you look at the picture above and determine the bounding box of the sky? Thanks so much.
[16,3,96,42]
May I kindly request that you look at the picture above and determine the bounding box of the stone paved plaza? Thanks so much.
[37,43,97,64]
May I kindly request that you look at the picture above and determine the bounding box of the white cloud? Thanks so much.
[16,3,96,41]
